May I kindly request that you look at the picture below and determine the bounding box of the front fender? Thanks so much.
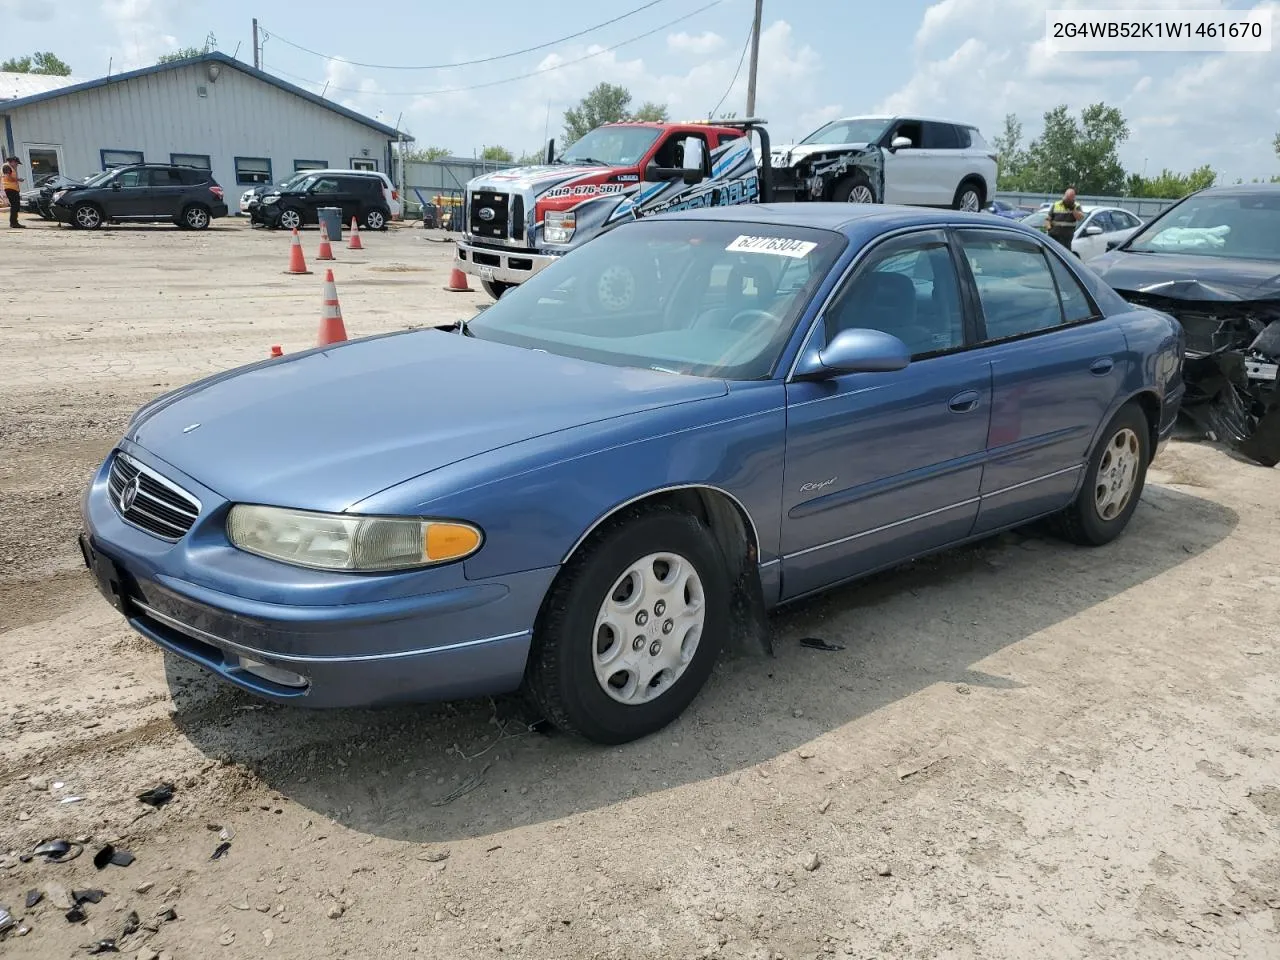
[349,382,787,582]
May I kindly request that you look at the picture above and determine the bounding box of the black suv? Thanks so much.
[50,163,229,230]
[253,173,390,231]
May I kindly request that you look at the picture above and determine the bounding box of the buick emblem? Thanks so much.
[119,476,141,513]
[477,207,496,222]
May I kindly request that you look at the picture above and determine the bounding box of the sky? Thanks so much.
[2,0,1278,183]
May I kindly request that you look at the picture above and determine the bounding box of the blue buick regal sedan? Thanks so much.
[79,204,1185,744]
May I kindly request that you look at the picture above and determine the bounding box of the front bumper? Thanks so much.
[80,445,557,708]
[455,238,561,286]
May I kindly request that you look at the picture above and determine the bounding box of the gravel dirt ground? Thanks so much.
[1,214,1279,960]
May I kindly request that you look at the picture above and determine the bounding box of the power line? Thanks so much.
[263,0,724,97]
[708,19,753,120]
[260,0,670,71]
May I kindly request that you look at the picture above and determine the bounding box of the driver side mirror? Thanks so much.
[1105,238,1125,251]
[792,328,911,380]
[542,137,555,165]
[645,136,708,185]
[1083,224,1103,236]
[889,135,913,151]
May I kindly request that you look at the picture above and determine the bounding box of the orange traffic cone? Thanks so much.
[285,228,311,275]
[317,220,336,261]
[347,217,364,250]
[269,345,283,357]
[316,269,348,346]
[443,266,472,292]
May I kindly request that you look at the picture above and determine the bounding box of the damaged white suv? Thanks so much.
[767,115,998,212]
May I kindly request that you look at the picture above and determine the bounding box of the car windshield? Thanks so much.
[1123,192,1280,261]
[466,218,846,380]
[557,126,662,166]
[1021,211,1047,228]
[83,169,119,187]
[799,118,891,145]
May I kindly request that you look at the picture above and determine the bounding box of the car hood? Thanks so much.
[470,162,619,193]
[127,329,728,512]
[769,142,871,165]
[1089,250,1280,302]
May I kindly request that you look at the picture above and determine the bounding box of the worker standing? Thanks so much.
[1045,186,1083,247]
[2,156,26,228]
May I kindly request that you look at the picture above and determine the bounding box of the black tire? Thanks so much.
[575,257,658,314]
[952,179,985,212]
[73,202,103,230]
[277,206,304,231]
[524,505,731,744]
[482,279,515,300]
[831,172,877,204]
[1052,401,1150,546]
[180,204,211,230]
[363,207,389,231]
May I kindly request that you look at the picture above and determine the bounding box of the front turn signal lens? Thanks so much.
[424,522,483,562]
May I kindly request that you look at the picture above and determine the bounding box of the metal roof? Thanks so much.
[0,52,410,140]
[0,71,85,101]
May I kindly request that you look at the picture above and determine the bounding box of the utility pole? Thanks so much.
[745,0,763,117]
[252,18,260,70]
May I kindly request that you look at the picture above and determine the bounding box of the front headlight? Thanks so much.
[543,210,576,244]
[226,505,483,572]
[262,195,280,205]
[53,189,68,201]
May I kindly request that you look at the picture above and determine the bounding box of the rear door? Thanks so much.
[950,226,1128,535]
[781,228,992,598]
[920,121,962,205]
[147,167,186,218]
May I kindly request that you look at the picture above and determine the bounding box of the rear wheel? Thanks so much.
[1052,402,1150,545]
[952,179,984,212]
[524,506,731,744]
[181,204,211,230]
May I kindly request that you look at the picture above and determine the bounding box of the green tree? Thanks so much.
[1008,102,1129,194]
[403,146,450,162]
[991,113,1030,190]
[1125,164,1216,198]
[158,47,208,63]
[2,51,72,75]
[480,145,514,162]
[562,82,669,145]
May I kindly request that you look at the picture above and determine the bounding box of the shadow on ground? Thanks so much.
[168,482,1237,844]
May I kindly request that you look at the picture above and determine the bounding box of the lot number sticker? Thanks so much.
[727,235,817,258]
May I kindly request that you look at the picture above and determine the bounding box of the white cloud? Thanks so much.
[667,31,726,56]
[100,0,181,69]
[0,0,56,22]
[878,0,1280,184]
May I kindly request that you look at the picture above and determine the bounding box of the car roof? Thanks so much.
[1194,182,1280,198]
[823,114,980,127]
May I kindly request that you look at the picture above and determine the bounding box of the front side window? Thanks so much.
[956,231,1088,340]
[1124,191,1280,261]
[309,177,342,195]
[467,219,846,380]
[115,169,145,187]
[823,231,966,357]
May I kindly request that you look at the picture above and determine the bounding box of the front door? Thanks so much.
[781,228,991,599]
[949,227,1129,534]
[22,143,64,183]
[879,119,930,205]
[106,168,154,217]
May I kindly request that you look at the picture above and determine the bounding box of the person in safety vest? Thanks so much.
[1045,186,1083,247]
[2,156,26,228]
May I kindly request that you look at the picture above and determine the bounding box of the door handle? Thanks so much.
[948,390,981,414]
[1090,357,1115,376]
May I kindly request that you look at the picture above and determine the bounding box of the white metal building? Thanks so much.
[0,52,408,197]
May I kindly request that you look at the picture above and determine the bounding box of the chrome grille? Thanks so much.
[108,452,201,541]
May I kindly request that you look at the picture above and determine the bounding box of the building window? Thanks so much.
[171,153,211,170]
[350,158,377,171]
[101,149,143,169]
[294,159,328,172]
[234,156,272,185]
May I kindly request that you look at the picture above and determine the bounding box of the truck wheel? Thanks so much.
[831,173,877,204]
[482,279,514,300]
[577,259,658,314]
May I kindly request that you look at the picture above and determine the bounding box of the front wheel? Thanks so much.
[73,202,102,229]
[277,206,303,231]
[831,172,876,204]
[524,506,731,744]
[1052,402,1150,546]
[364,207,388,231]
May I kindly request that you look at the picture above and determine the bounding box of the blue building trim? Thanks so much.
[3,115,13,158]
[234,155,272,186]
[101,148,145,168]
[0,52,410,141]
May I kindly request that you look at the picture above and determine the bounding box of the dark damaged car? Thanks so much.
[1088,184,1280,467]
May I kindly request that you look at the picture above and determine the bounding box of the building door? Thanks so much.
[22,143,65,182]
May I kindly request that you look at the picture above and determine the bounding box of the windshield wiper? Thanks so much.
[561,157,609,166]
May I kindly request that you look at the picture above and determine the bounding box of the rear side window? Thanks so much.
[955,231,1071,340]
[966,128,988,150]
[1046,253,1099,323]
[955,126,972,148]
[178,168,210,185]
[149,168,184,186]
[922,122,959,149]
